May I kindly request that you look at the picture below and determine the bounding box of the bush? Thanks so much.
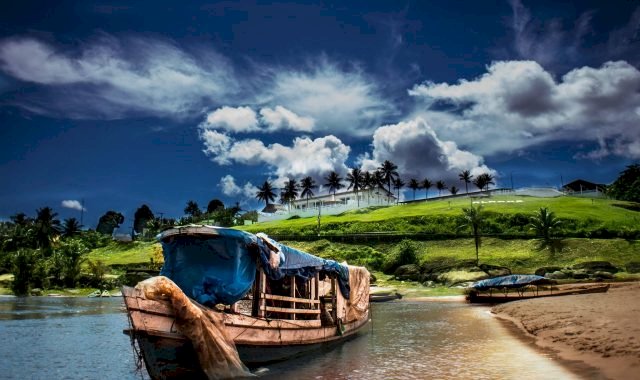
[10,249,42,296]
[382,239,419,274]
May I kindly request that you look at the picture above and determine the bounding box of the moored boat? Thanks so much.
[466,274,610,304]
[122,225,370,379]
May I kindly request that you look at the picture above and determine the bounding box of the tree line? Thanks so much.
[256,160,496,210]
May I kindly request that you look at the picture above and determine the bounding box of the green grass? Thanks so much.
[238,195,640,237]
[85,240,161,268]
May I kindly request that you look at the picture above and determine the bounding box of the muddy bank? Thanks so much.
[492,282,640,380]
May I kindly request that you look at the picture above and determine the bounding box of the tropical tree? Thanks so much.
[361,171,374,204]
[379,160,399,194]
[346,168,364,207]
[256,181,277,208]
[529,207,561,244]
[607,164,640,202]
[459,170,473,194]
[300,176,317,209]
[282,179,300,211]
[133,204,154,234]
[10,248,42,295]
[436,180,447,197]
[96,211,124,235]
[62,218,82,238]
[373,170,389,203]
[450,186,459,195]
[324,171,344,196]
[474,173,495,193]
[393,177,405,204]
[57,239,89,287]
[460,205,485,265]
[422,178,433,200]
[184,200,202,219]
[34,207,61,253]
[408,179,420,201]
[207,199,225,213]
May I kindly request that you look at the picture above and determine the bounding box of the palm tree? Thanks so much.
[34,207,61,253]
[324,171,344,197]
[361,171,374,204]
[256,181,277,208]
[450,186,459,195]
[62,218,82,238]
[422,178,432,200]
[300,176,317,209]
[461,205,484,265]
[436,180,447,197]
[184,200,201,218]
[408,179,420,201]
[379,160,399,194]
[481,173,495,192]
[473,175,487,193]
[373,169,388,203]
[529,207,561,244]
[346,168,364,207]
[282,179,299,211]
[459,170,473,194]
[393,177,405,204]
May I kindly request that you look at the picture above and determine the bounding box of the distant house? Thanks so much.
[563,179,606,194]
[291,188,395,210]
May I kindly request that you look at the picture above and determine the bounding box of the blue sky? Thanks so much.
[1,0,639,229]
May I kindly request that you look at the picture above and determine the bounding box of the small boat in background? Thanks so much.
[466,274,610,304]
[370,292,402,302]
[122,225,371,379]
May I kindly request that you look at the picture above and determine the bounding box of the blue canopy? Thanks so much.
[471,274,549,291]
[158,226,350,307]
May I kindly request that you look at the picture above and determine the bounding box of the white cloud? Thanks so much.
[264,59,392,136]
[218,175,258,199]
[409,60,640,159]
[259,106,314,132]
[360,118,494,185]
[61,200,86,211]
[202,106,259,132]
[0,35,237,118]
[201,132,351,183]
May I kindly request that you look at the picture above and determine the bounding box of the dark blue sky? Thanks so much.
[1,0,639,228]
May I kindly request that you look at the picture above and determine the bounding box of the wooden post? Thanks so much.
[290,276,296,320]
[331,278,337,323]
[258,270,266,318]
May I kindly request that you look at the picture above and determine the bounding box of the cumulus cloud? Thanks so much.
[259,106,314,132]
[218,175,259,199]
[409,60,640,159]
[201,132,351,182]
[61,200,85,211]
[0,35,237,118]
[263,59,393,136]
[360,118,494,184]
[202,106,259,132]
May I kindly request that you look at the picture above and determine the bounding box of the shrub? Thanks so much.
[382,239,419,274]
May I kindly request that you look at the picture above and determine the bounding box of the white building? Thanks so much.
[290,188,396,210]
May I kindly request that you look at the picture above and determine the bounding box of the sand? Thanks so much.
[492,282,640,380]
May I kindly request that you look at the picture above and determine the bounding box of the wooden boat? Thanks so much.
[122,225,370,379]
[369,292,402,302]
[466,274,610,304]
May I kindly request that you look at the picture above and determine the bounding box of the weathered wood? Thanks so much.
[290,276,296,320]
[258,271,266,318]
[263,306,321,315]
[261,293,320,304]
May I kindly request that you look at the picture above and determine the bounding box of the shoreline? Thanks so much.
[491,282,640,380]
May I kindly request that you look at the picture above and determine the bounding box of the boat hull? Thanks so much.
[122,286,370,379]
[467,284,610,304]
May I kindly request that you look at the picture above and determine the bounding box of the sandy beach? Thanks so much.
[492,282,640,380]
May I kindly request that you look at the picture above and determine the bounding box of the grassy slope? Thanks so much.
[238,195,640,235]
[85,241,162,267]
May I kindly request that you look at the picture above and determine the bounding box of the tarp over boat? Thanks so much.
[158,226,350,307]
[471,274,551,291]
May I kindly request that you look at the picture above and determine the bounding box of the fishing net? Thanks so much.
[135,276,253,379]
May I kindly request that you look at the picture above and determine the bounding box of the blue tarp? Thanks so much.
[159,227,350,307]
[471,274,548,291]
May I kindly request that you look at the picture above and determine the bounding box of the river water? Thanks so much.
[0,296,582,379]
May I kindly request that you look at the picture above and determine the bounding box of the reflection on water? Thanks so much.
[261,302,580,380]
[0,297,580,380]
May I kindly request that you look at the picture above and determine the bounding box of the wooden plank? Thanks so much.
[263,306,321,315]
[261,293,319,304]
[291,276,296,320]
[258,270,266,318]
